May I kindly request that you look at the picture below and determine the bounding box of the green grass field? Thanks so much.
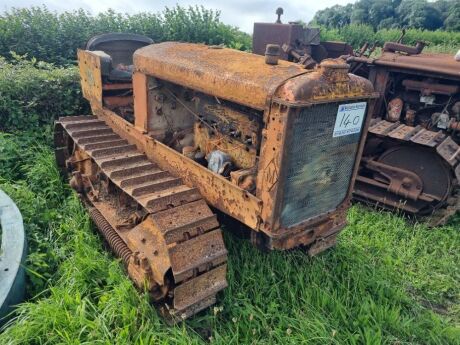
[0,130,459,344]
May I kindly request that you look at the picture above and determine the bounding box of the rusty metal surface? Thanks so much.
[274,59,376,104]
[257,69,375,239]
[169,229,227,282]
[410,129,445,147]
[102,83,133,91]
[77,40,377,255]
[402,79,459,96]
[374,52,460,80]
[252,13,352,66]
[194,122,257,169]
[252,22,307,60]
[369,120,401,136]
[382,41,425,55]
[387,124,421,140]
[355,119,457,221]
[133,72,149,131]
[90,102,368,252]
[133,42,307,110]
[379,147,451,202]
[320,41,354,58]
[78,50,103,106]
[54,117,228,320]
[437,137,460,166]
[104,95,133,107]
[255,102,287,229]
[351,44,460,225]
[89,207,132,264]
[172,264,227,312]
[95,108,263,229]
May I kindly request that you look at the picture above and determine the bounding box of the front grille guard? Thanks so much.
[279,102,367,227]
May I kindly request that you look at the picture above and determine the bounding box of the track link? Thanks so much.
[54,115,228,320]
[354,119,460,226]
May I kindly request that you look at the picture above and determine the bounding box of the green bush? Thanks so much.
[376,27,460,46]
[339,24,376,48]
[0,6,252,65]
[0,54,89,131]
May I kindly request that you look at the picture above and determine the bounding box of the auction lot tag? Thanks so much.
[333,102,367,138]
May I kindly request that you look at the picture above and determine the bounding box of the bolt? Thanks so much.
[402,177,412,189]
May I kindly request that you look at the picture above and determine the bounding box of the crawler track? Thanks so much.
[354,119,460,226]
[55,115,228,321]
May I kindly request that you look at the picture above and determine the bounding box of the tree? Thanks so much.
[444,3,460,31]
[369,0,396,28]
[311,0,455,30]
[313,4,352,28]
[350,9,367,25]
[397,1,443,30]
[434,0,455,21]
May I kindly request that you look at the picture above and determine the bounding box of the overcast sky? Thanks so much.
[0,0,355,33]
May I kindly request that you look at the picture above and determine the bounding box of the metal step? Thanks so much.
[90,144,138,158]
[77,133,120,145]
[118,170,167,187]
[172,265,227,312]
[138,185,202,213]
[129,177,182,197]
[71,127,113,138]
[83,139,128,151]
[64,119,106,130]
[98,153,147,169]
[57,115,97,123]
[153,200,219,243]
[169,229,227,282]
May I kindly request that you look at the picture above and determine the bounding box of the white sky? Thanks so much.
[0,0,356,33]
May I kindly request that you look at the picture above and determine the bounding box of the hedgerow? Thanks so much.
[0,6,252,65]
[320,24,460,50]
[0,54,88,131]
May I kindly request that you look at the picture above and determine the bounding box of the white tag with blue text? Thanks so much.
[333,102,367,138]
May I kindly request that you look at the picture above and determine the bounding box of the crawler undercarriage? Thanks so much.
[55,116,228,320]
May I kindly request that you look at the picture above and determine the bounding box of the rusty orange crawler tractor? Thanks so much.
[54,33,376,320]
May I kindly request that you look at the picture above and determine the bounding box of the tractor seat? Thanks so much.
[86,33,153,82]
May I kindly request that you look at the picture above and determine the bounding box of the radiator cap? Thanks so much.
[318,58,350,82]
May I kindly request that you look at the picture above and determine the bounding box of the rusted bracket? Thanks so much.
[126,217,170,287]
[363,159,426,201]
[281,43,317,69]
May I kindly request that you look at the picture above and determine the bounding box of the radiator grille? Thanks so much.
[280,102,366,227]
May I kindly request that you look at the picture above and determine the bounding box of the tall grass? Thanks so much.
[0,131,459,344]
